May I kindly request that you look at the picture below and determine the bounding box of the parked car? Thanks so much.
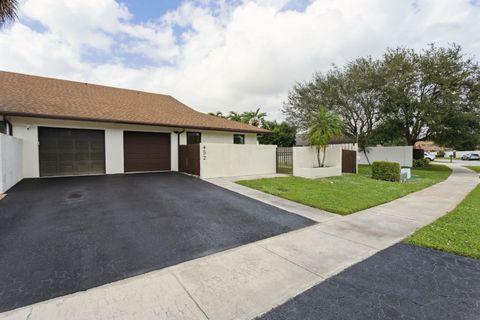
[462,153,480,161]
[424,151,436,161]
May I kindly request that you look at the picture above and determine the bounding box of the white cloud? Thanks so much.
[1,0,479,120]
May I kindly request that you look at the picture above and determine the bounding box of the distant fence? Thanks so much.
[443,150,480,158]
[276,147,293,174]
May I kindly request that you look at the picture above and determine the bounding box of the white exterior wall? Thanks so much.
[293,146,342,179]
[10,117,182,178]
[10,116,259,178]
[444,150,480,157]
[179,130,257,145]
[0,133,23,192]
[199,143,276,178]
[358,146,413,167]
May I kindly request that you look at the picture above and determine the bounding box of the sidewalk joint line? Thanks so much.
[255,243,325,279]
[170,272,210,320]
[313,229,381,250]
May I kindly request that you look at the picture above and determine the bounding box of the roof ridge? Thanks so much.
[0,70,174,99]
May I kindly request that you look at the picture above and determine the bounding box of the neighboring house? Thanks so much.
[0,71,268,179]
[414,141,443,152]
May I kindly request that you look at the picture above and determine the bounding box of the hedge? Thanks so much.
[372,161,401,182]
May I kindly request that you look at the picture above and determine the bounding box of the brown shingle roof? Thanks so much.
[0,70,269,133]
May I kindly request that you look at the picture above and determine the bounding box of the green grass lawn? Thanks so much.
[405,184,480,259]
[237,165,451,215]
[465,166,480,173]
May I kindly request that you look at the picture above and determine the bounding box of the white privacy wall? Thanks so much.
[0,133,23,192]
[359,146,413,167]
[199,143,276,178]
[444,150,480,157]
[293,146,342,179]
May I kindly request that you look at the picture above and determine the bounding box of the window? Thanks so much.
[233,134,245,144]
[186,132,201,144]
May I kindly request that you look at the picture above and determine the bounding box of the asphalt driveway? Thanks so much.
[257,243,480,320]
[0,172,313,313]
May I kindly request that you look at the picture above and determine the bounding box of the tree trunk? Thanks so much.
[363,150,371,165]
[321,145,327,167]
[316,146,321,167]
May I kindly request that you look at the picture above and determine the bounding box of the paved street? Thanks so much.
[257,243,480,320]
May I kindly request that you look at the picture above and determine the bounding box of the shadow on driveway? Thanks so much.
[0,172,314,313]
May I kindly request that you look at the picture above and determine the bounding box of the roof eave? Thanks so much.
[1,111,270,134]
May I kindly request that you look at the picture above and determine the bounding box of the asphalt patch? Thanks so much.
[257,243,480,320]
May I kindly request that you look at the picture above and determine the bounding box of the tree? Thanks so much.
[241,108,267,127]
[227,111,243,122]
[208,111,226,118]
[307,107,343,167]
[0,0,18,27]
[284,44,480,149]
[258,121,296,147]
[379,44,480,146]
[284,57,382,146]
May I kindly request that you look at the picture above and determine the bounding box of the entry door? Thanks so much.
[38,127,106,177]
[123,131,171,172]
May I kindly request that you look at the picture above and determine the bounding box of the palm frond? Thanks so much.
[0,0,18,27]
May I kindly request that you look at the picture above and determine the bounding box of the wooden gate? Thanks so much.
[342,149,357,173]
[276,147,293,174]
[179,144,200,176]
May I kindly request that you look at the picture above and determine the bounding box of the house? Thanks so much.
[0,70,268,180]
[414,141,444,152]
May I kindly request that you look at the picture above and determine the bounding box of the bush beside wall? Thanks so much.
[413,158,430,168]
[372,161,401,182]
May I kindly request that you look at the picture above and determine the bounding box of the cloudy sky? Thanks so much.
[1,0,479,120]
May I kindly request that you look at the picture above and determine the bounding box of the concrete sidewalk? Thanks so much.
[206,174,337,222]
[1,165,478,320]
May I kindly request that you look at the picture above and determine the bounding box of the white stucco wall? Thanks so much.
[179,130,257,145]
[0,133,23,192]
[358,146,413,167]
[10,117,180,178]
[443,150,480,158]
[9,116,259,178]
[293,146,342,179]
[199,143,276,178]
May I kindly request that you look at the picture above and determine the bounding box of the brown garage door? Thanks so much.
[124,131,171,172]
[39,127,106,177]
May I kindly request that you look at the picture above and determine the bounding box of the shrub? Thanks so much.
[372,161,401,182]
[413,158,430,168]
[437,150,445,158]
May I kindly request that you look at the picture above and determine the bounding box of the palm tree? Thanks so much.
[308,107,343,167]
[241,108,267,127]
[208,111,226,118]
[0,0,18,27]
[227,111,243,122]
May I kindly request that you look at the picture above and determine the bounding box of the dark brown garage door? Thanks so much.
[39,127,106,177]
[124,131,171,172]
